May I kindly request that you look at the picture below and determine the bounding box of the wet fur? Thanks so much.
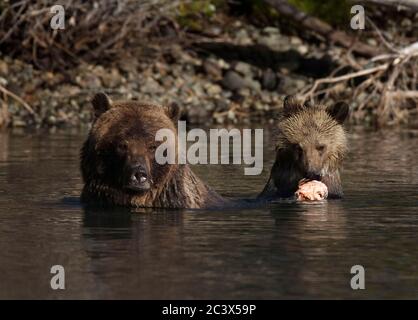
[81,95,226,209]
[259,97,348,199]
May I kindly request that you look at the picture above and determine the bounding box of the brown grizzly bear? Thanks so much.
[259,96,349,199]
[80,93,226,209]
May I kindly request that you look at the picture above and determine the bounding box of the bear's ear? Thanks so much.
[283,95,303,116]
[327,101,349,124]
[91,92,112,119]
[165,102,180,121]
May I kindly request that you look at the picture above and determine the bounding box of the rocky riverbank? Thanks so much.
[0,20,335,128]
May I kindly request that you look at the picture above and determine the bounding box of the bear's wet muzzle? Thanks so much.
[125,163,151,192]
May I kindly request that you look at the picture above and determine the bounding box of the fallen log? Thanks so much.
[353,0,418,12]
[264,0,382,57]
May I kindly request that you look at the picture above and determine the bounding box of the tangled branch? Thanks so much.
[0,0,179,69]
[0,84,35,115]
[301,41,418,126]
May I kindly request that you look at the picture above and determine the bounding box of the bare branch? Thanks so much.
[0,85,35,115]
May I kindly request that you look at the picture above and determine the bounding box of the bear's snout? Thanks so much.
[126,163,151,192]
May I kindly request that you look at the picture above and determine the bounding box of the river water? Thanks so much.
[0,127,417,299]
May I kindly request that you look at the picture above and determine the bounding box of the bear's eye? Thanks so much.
[316,144,326,153]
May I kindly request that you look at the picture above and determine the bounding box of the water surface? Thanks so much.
[0,128,417,299]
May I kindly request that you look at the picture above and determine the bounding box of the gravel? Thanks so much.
[0,22,325,128]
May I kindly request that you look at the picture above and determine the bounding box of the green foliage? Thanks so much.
[177,0,223,31]
[288,0,351,25]
[219,0,349,26]
[247,0,280,21]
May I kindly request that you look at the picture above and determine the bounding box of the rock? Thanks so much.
[117,58,139,74]
[297,45,309,55]
[367,38,378,46]
[290,36,303,46]
[236,29,252,46]
[75,73,101,89]
[205,83,222,95]
[221,90,232,99]
[401,18,412,28]
[12,119,26,127]
[100,68,122,88]
[0,60,9,75]
[140,77,162,94]
[47,115,57,126]
[205,26,222,36]
[246,78,261,92]
[232,20,242,28]
[214,114,225,124]
[261,69,278,91]
[238,88,251,97]
[216,59,230,69]
[190,82,204,96]
[160,75,174,88]
[295,79,307,90]
[257,35,279,50]
[262,27,280,35]
[214,99,229,111]
[221,70,246,91]
[203,59,223,80]
[254,101,265,111]
[281,77,307,94]
[227,110,236,121]
[234,62,253,77]
[188,105,209,124]
[260,94,270,104]
[179,51,201,66]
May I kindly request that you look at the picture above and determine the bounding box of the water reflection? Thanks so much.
[0,131,8,161]
[0,128,417,299]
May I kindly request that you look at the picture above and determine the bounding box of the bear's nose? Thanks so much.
[129,163,151,190]
[131,172,147,184]
[130,164,147,181]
